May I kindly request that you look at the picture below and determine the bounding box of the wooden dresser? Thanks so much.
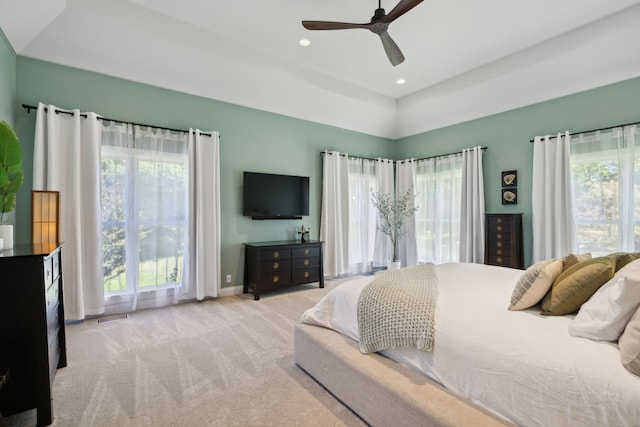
[0,243,67,426]
[484,214,524,269]
[244,240,324,300]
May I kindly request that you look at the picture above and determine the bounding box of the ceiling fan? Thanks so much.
[302,0,424,67]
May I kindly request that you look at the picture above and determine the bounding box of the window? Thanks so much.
[414,154,463,264]
[101,124,189,304]
[570,125,639,256]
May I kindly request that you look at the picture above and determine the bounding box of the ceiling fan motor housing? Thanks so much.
[372,8,386,22]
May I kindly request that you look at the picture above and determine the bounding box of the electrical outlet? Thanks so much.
[226,274,232,283]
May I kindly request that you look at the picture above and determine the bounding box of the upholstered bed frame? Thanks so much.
[293,323,514,427]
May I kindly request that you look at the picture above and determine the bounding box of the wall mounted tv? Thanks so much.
[243,172,309,220]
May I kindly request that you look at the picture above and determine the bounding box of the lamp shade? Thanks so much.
[32,190,60,244]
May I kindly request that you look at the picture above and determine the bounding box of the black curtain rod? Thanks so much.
[397,146,487,163]
[320,151,389,162]
[22,104,212,137]
[320,147,487,163]
[528,119,640,143]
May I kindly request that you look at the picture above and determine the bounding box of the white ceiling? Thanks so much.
[2,0,640,139]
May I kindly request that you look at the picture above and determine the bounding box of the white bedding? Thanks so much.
[301,262,640,427]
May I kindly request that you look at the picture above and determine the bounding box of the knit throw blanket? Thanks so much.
[357,263,439,354]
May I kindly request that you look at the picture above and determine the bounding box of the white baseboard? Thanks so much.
[218,285,243,297]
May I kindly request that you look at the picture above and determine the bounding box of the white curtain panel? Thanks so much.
[532,132,576,262]
[414,154,463,264]
[320,151,350,276]
[459,146,485,263]
[183,129,220,300]
[33,103,104,321]
[372,158,394,267]
[346,157,376,274]
[395,159,418,267]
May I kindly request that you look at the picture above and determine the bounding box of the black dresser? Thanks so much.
[484,214,524,269]
[0,243,67,426]
[244,240,324,300]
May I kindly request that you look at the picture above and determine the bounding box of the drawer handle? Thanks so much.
[273,251,280,259]
[273,262,279,269]
[496,233,502,239]
[304,259,310,266]
[304,271,309,278]
[304,249,309,255]
[272,275,279,283]
[496,225,502,231]
[497,257,503,263]
[497,249,503,255]
[497,218,503,223]
[497,242,503,247]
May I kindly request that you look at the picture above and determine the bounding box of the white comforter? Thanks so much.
[301,262,640,427]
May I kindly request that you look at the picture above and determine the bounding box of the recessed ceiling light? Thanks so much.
[396,78,406,85]
[299,39,311,47]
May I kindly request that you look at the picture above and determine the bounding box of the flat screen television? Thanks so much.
[243,172,309,219]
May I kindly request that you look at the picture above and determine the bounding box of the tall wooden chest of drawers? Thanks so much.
[484,214,524,269]
[0,243,67,426]
[244,240,324,300]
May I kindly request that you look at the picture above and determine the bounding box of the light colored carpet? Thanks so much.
[6,279,367,427]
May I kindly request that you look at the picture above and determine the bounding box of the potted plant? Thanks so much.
[0,120,24,249]
[371,187,418,269]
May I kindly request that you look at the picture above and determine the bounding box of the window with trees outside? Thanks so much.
[570,125,639,256]
[101,124,189,301]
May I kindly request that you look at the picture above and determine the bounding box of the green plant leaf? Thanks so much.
[0,120,24,215]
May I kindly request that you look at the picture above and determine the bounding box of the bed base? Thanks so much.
[294,323,514,427]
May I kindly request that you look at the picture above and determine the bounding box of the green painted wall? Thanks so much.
[0,28,15,124]
[14,57,393,287]
[11,53,640,286]
[395,76,640,266]
[0,28,16,228]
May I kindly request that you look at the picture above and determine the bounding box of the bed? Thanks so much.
[294,261,640,427]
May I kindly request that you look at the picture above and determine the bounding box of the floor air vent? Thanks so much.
[97,314,128,323]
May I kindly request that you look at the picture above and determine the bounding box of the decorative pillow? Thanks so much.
[541,256,616,315]
[619,307,640,376]
[568,273,640,341]
[509,259,563,311]
[561,252,592,271]
[608,252,640,273]
[615,258,640,277]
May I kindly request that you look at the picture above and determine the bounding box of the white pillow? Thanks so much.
[569,272,640,341]
[509,259,563,310]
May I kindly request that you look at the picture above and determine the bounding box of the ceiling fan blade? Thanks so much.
[378,30,405,66]
[381,0,424,23]
[302,21,370,31]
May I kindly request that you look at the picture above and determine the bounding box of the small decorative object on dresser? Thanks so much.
[484,213,524,269]
[298,225,310,243]
[244,240,324,300]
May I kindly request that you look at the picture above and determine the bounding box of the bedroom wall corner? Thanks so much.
[393,75,640,268]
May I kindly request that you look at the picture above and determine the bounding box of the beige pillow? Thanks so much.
[541,256,615,315]
[619,307,640,376]
[509,259,563,310]
[562,252,592,271]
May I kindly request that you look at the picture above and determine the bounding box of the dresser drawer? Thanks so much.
[47,303,60,345]
[292,246,320,258]
[46,279,60,316]
[259,248,291,261]
[259,259,291,273]
[292,268,320,283]
[292,256,319,269]
[258,272,291,287]
[44,256,54,287]
[48,334,60,381]
[52,250,61,281]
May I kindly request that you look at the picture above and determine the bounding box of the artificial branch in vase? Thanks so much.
[371,187,418,266]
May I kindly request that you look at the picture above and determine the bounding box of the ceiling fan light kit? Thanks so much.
[302,0,424,67]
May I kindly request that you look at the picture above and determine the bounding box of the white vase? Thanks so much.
[0,224,14,250]
[387,260,401,270]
